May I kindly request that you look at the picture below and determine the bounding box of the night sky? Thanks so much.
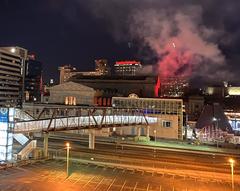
[1,0,240,83]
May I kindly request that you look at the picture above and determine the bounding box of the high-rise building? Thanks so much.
[114,61,142,76]
[95,59,110,75]
[24,54,43,102]
[0,46,28,107]
[58,65,77,84]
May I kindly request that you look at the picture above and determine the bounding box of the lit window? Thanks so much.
[162,120,171,128]
[65,96,76,105]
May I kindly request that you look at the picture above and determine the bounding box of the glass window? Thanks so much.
[162,120,172,128]
[65,96,77,105]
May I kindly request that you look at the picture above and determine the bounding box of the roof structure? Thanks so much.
[50,81,94,92]
[196,103,233,133]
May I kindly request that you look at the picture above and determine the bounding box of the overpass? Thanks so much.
[14,107,157,133]
[14,106,157,157]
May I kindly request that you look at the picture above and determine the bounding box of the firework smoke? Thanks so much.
[75,0,235,81]
[129,7,227,79]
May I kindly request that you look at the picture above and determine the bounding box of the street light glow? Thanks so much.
[66,142,71,177]
[10,48,16,53]
[66,142,70,148]
[229,158,235,190]
[229,158,235,164]
[212,117,217,121]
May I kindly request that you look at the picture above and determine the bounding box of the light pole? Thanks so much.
[66,142,71,177]
[229,158,235,190]
[153,130,157,157]
[153,129,157,144]
[121,137,125,151]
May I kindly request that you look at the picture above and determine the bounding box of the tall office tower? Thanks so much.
[95,59,110,75]
[0,47,28,107]
[58,65,77,84]
[114,61,142,76]
[24,54,43,102]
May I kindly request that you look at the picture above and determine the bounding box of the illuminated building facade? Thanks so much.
[58,65,77,84]
[225,111,240,132]
[24,54,43,102]
[0,47,28,107]
[95,59,110,75]
[112,97,183,139]
[160,77,189,97]
[0,108,14,161]
[114,61,142,76]
[48,81,95,106]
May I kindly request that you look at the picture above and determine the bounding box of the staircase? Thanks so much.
[13,133,29,145]
[16,140,37,160]
[13,109,37,160]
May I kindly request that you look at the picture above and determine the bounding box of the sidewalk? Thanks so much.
[131,140,240,155]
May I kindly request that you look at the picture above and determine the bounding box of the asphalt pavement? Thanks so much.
[0,159,236,191]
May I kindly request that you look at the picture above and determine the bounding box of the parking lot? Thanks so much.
[0,159,237,191]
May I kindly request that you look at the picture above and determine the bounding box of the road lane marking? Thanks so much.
[83,175,96,188]
[63,174,72,182]
[146,184,150,191]
[52,171,65,181]
[72,173,84,185]
[120,180,127,191]
[94,177,104,190]
[106,178,116,191]
[133,182,138,191]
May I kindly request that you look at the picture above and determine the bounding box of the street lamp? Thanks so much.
[66,142,71,177]
[153,130,157,157]
[121,137,125,151]
[229,158,235,190]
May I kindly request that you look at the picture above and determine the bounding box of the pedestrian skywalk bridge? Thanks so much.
[14,107,158,133]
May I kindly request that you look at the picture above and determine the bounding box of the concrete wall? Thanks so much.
[114,114,179,139]
[150,114,179,139]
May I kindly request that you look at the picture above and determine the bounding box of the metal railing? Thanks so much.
[17,140,37,160]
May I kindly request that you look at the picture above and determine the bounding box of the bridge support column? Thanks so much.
[89,129,95,150]
[43,133,49,158]
[119,129,123,136]
[146,125,150,140]
[28,132,34,139]
[137,126,141,138]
